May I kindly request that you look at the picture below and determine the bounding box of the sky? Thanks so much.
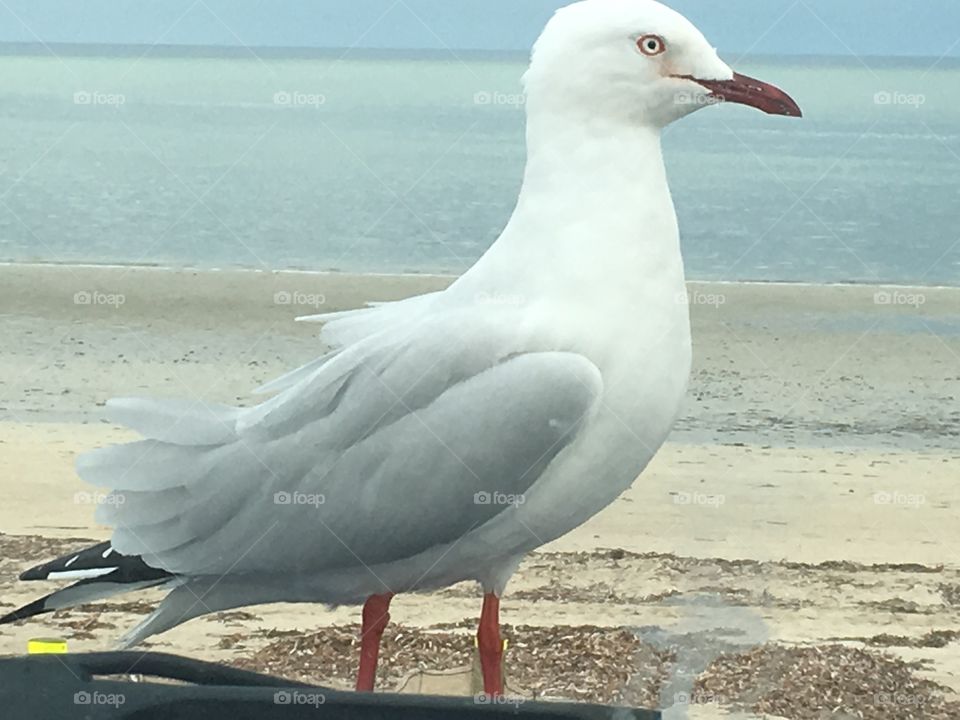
[0,0,958,58]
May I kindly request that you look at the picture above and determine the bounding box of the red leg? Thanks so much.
[477,592,504,696]
[355,592,393,692]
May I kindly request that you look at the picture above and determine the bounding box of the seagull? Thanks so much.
[1,0,799,696]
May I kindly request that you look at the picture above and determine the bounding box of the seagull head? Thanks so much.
[523,0,802,128]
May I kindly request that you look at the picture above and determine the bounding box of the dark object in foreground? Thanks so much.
[0,651,661,720]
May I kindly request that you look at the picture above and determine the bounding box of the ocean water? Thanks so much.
[0,49,958,285]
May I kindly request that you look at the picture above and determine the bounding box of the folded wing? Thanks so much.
[78,313,602,579]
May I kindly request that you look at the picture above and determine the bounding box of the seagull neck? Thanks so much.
[472,115,683,292]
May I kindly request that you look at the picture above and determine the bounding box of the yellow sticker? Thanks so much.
[27,638,68,654]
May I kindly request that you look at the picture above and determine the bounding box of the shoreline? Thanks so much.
[3,260,959,291]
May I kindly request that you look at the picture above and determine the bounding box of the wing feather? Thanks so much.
[81,314,602,578]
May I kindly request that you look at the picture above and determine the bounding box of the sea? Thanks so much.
[0,47,958,285]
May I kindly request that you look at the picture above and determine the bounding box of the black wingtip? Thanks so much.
[17,540,171,584]
[18,540,112,582]
[4,542,175,629]
[0,596,51,625]
[19,566,50,582]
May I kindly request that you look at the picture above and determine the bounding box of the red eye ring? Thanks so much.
[637,34,666,56]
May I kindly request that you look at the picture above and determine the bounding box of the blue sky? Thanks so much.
[1,0,958,58]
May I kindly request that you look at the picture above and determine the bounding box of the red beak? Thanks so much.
[683,72,802,117]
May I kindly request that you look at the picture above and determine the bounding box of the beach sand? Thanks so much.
[1,264,958,718]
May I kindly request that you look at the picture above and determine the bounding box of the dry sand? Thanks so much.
[0,264,958,718]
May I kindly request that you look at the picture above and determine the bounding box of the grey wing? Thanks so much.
[79,324,602,577]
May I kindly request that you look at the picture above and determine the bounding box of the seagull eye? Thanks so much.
[637,34,666,57]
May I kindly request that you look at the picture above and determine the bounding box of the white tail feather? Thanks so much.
[252,351,336,395]
[77,440,229,491]
[297,292,441,347]
[106,397,240,445]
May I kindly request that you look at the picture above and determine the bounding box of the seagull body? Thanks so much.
[3,0,799,695]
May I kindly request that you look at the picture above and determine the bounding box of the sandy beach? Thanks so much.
[1,264,958,718]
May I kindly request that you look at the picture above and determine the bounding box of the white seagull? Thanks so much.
[2,0,800,696]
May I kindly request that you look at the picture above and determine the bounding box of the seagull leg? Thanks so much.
[477,592,504,696]
[355,592,394,692]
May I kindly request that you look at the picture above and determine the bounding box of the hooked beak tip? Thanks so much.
[680,72,803,118]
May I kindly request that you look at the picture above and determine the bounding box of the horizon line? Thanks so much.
[0,41,956,64]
